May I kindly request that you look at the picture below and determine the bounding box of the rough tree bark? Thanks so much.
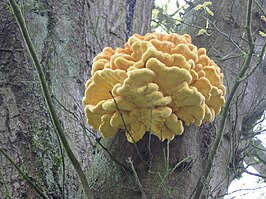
[0,0,265,199]
[0,0,90,198]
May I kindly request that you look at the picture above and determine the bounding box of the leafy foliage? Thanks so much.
[151,0,187,33]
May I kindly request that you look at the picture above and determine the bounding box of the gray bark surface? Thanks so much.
[0,2,48,197]
[0,0,90,197]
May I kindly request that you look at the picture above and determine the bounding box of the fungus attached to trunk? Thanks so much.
[83,32,226,143]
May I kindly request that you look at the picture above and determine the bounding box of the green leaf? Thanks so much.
[203,1,212,7]
[197,29,207,36]
[205,7,214,16]
[259,31,266,37]
[194,4,204,10]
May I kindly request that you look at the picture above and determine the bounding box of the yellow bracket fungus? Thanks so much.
[83,32,226,143]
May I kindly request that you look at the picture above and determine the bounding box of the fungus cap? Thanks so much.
[83,32,226,142]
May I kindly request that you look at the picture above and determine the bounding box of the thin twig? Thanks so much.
[210,20,244,52]
[108,91,132,139]
[154,156,193,198]
[254,0,266,17]
[109,91,145,163]
[219,185,266,198]
[0,148,48,199]
[148,108,153,156]
[165,139,171,197]
[240,42,266,81]
[53,131,66,199]
[244,170,266,179]
[127,157,147,199]
[53,94,130,171]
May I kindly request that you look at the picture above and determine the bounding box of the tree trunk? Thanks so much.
[0,0,91,198]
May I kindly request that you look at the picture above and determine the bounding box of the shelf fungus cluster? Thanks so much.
[82,32,226,143]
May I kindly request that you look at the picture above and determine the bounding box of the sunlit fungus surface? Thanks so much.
[82,32,226,143]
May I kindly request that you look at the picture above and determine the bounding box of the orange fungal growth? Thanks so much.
[82,32,226,143]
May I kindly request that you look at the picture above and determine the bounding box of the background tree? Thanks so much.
[0,0,266,199]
